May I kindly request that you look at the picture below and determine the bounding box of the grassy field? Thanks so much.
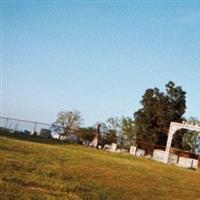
[0,135,200,200]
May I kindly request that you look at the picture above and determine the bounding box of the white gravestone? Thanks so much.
[103,144,111,150]
[129,146,137,155]
[153,150,178,164]
[136,149,145,157]
[153,150,165,162]
[192,159,199,169]
[110,143,117,152]
[168,153,178,164]
[177,157,199,169]
[89,137,98,148]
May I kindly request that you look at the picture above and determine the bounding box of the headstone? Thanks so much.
[110,143,117,152]
[177,157,194,168]
[153,150,178,164]
[89,137,98,148]
[136,149,145,157]
[153,150,165,162]
[168,153,178,164]
[103,144,111,150]
[129,146,137,155]
[89,123,101,148]
[192,159,199,169]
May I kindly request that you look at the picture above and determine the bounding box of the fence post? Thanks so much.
[5,118,9,128]
[33,122,37,134]
[14,123,18,131]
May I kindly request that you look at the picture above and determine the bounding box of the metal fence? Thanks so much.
[0,116,52,135]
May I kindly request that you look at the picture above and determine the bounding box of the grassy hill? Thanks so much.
[0,135,200,200]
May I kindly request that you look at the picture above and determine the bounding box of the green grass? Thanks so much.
[0,135,200,200]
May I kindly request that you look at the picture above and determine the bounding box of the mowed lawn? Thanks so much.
[0,136,200,200]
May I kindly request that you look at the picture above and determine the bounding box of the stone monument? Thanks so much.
[164,121,200,164]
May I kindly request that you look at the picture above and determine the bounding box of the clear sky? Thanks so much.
[1,1,200,126]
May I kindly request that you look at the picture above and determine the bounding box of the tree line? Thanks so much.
[52,81,200,153]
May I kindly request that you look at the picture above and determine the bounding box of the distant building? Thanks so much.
[39,129,51,138]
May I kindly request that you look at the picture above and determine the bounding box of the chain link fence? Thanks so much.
[0,116,55,137]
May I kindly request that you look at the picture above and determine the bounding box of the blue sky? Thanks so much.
[1,1,200,126]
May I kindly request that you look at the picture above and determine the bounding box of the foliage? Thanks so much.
[121,116,136,146]
[99,129,117,146]
[106,117,121,131]
[182,117,200,153]
[76,127,95,142]
[52,110,83,135]
[96,121,118,145]
[171,129,185,149]
[91,119,120,146]
[134,81,186,147]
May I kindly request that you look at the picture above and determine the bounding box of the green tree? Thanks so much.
[94,119,120,146]
[182,117,200,153]
[106,117,121,131]
[52,110,83,135]
[77,127,95,142]
[121,116,136,146]
[134,81,186,147]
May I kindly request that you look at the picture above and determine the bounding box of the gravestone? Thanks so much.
[177,157,199,169]
[191,159,199,169]
[103,144,111,150]
[153,150,165,162]
[168,153,178,164]
[136,149,145,157]
[89,123,101,148]
[129,146,137,155]
[89,137,98,148]
[110,143,117,152]
[153,150,178,164]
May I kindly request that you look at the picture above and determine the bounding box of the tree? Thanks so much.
[77,127,95,143]
[99,121,117,145]
[134,81,186,147]
[182,117,200,153]
[121,116,136,146]
[106,117,120,131]
[52,110,83,135]
[91,119,120,146]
